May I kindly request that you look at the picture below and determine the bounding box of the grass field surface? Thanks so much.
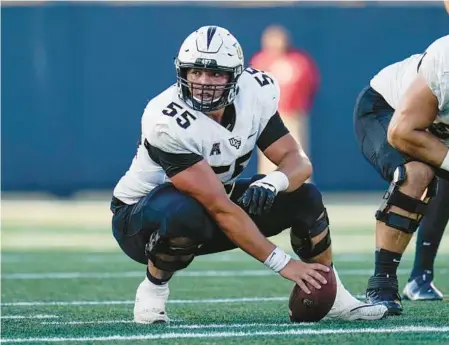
[2,197,448,344]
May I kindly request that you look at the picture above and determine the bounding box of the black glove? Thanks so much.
[237,180,278,216]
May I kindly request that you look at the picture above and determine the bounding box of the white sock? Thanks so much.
[144,277,169,294]
[333,266,357,301]
[333,266,343,286]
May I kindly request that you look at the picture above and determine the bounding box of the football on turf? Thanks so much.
[288,267,337,322]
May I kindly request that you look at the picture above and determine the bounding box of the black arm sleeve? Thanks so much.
[256,112,290,152]
[144,139,203,177]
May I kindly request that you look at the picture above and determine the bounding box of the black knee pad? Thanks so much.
[289,183,326,235]
[289,184,331,260]
[376,166,438,234]
[296,183,324,211]
[145,231,201,272]
[145,197,214,271]
[291,209,331,260]
[164,195,215,241]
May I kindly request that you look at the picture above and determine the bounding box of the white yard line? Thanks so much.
[168,323,309,329]
[39,321,305,328]
[2,300,134,307]
[1,315,58,319]
[1,326,449,343]
[1,270,274,280]
[4,268,448,280]
[1,296,288,307]
[0,253,419,264]
[3,293,448,308]
[41,320,135,325]
[2,271,149,279]
[3,294,448,308]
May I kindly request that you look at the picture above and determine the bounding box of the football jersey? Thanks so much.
[370,54,422,110]
[419,35,449,126]
[113,67,287,204]
[370,35,449,143]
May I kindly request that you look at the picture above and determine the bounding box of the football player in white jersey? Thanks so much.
[354,35,449,315]
[112,26,388,324]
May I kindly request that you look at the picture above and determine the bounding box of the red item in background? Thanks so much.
[251,50,320,116]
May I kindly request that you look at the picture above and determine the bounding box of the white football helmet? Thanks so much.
[175,26,244,112]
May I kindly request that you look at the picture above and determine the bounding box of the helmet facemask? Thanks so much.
[176,58,243,113]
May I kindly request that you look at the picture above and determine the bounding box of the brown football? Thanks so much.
[288,267,337,323]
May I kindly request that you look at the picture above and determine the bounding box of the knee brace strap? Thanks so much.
[291,208,330,239]
[310,208,330,237]
[375,166,437,234]
[145,231,200,272]
[291,209,331,260]
[291,229,331,261]
[375,212,420,234]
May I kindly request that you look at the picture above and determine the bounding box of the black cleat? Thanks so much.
[366,275,403,315]
[403,274,443,301]
[366,288,403,315]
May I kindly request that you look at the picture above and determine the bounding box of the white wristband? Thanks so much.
[264,247,291,273]
[441,150,449,172]
[260,171,289,192]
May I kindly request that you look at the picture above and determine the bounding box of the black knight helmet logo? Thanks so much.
[228,137,241,149]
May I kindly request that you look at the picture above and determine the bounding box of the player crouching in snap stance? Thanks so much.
[111,26,388,324]
[354,35,449,315]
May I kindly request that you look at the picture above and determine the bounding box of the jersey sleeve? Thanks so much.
[419,35,449,112]
[142,104,203,178]
[250,70,289,151]
[256,112,289,151]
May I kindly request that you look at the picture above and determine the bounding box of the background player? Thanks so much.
[354,35,449,314]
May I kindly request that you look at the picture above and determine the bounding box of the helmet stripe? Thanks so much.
[206,26,217,50]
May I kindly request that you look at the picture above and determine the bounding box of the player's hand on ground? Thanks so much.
[279,259,330,294]
[238,181,278,216]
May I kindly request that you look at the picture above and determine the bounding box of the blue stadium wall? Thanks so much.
[2,4,448,195]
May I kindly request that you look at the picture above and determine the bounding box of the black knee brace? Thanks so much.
[291,209,331,260]
[376,166,438,234]
[145,231,201,272]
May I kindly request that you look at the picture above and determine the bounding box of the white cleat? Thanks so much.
[324,294,388,321]
[133,278,170,324]
[324,268,388,321]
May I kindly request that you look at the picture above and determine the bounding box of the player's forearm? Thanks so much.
[208,202,276,262]
[277,151,312,192]
[389,125,449,169]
